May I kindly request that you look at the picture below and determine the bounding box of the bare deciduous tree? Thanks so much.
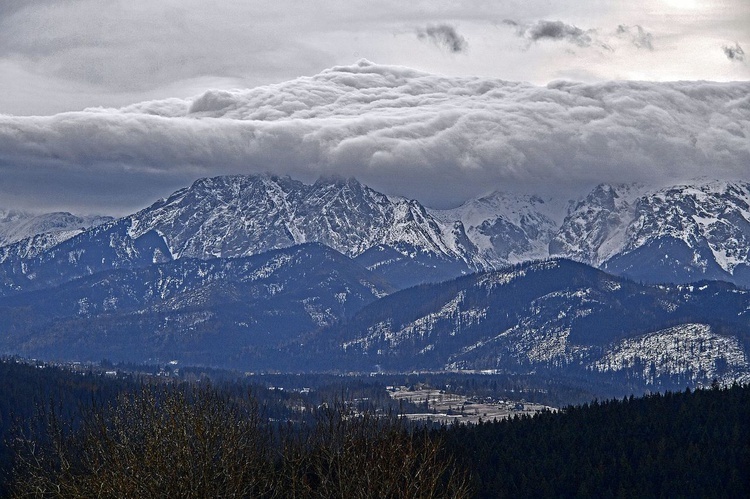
[12,384,470,498]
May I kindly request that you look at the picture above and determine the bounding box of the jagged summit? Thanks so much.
[432,190,562,266]
[0,174,487,297]
[4,174,750,295]
[549,183,647,266]
[602,180,750,284]
[549,179,750,285]
[125,173,480,268]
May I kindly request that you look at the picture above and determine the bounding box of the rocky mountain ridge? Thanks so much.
[432,179,750,286]
[5,175,750,290]
[1,175,750,387]
[0,175,488,296]
[126,175,479,264]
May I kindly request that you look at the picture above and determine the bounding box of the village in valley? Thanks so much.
[388,385,555,424]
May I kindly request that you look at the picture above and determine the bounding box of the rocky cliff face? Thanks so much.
[601,181,750,285]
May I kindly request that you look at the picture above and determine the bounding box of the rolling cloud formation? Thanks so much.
[0,60,749,213]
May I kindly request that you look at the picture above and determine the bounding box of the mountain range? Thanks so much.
[443,179,750,287]
[1,174,749,388]
[329,259,750,385]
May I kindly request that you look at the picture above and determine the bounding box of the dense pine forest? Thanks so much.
[444,384,750,497]
[1,358,748,497]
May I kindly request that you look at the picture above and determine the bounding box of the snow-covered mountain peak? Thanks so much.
[567,183,646,214]
[122,174,481,271]
[438,190,561,226]
[614,179,750,275]
[546,178,750,284]
[432,190,562,266]
[550,183,653,266]
[0,210,113,253]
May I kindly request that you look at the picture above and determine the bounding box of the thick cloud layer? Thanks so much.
[1,61,749,214]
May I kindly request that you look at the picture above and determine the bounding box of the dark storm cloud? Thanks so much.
[723,43,745,62]
[0,61,748,213]
[416,24,468,53]
[616,25,654,51]
[506,20,595,47]
[526,20,592,46]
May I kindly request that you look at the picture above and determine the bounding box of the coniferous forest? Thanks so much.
[443,384,750,497]
[0,358,748,498]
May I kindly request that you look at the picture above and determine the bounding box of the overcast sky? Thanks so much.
[0,0,748,214]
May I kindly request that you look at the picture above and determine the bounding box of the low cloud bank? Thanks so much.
[0,60,748,213]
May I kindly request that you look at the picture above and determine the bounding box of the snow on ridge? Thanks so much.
[0,210,112,248]
[120,173,479,266]
[620,179,750,273]
[434,190,563,227]
[431,191,562,267]
[590,323,749,383]
[10,173,750,285]
[549,179,750,275]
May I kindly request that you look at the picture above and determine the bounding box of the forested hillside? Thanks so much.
[444,384,750,498]
[1,359,748,497]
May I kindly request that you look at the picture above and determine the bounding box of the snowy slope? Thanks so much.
[333,259,750,384]
[0,175,489,296]
[126,174,483,268]
[590,323,750,385]
[0,210,111,252]
[598,181,750,284]
[6,176,750,298]
[545,180,750,285]
[432,191,563,266]
[549,184,646,266]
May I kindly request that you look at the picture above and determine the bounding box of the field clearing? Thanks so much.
[389,387,555,424]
